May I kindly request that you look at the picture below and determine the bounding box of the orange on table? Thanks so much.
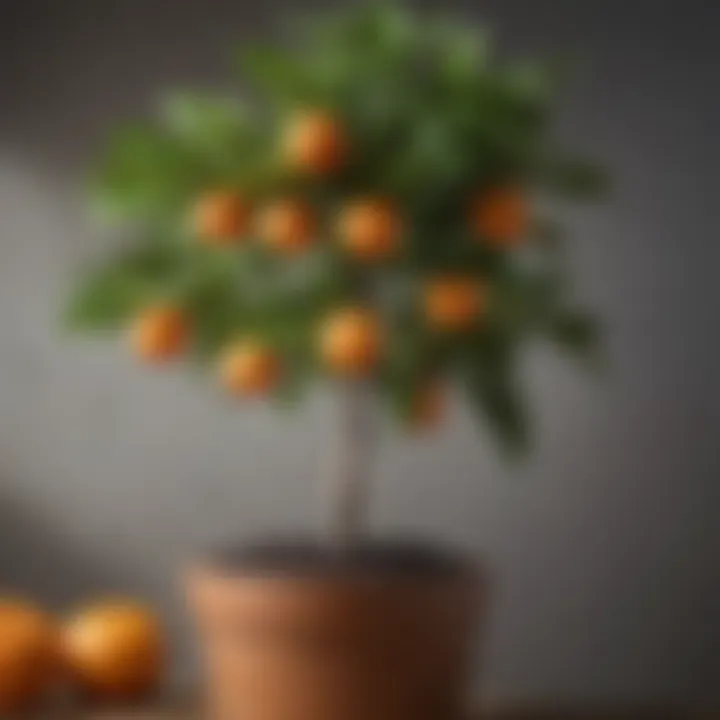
[471,187,527,248]
[257,199,316,254]
[129,305,190,363]
[193,189,252,246]
[319,307,382,376]
[424,277,483,331]
[61,601,164,701]
[282,110,347,174]
[337,198,402,261]
[219,339,280,396]
[0,600,59,712]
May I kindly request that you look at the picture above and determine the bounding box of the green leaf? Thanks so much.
[471,375,529,455]
[162,94,254,153]
[239,44,321,105]
[541,155,608,199]
[440,26,490,81]
[321,2,414,57]
[549,310,602,365]
[380,322,441,423]
[162,92,247,133]
[501,59,561,105]
[91,124,205,222]
[489,263,565,336]
[64,243,181,332]
[464,331,529,455]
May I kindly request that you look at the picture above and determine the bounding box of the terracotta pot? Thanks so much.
[186,541,485,720]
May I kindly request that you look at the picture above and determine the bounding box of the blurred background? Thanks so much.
[1,0,718,707]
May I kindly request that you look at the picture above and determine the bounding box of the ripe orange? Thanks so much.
[257,199,316,254]
[410,383,445,430]
[193,189,251,246]
[61,601,164,700]
[337,198,402,261]
[282,110,346,174]
[471,187,527,248]
[129,305,190,363]
[219,340,280,396]
[319,308,382,376]
[424,277,483,331]
[0,601,58,712]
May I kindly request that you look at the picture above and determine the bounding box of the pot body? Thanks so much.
[187,553,484,720]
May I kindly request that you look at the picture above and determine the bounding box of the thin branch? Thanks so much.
[325,379,375,549]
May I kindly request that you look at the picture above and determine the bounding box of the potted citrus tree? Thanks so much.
[66,4,603,718]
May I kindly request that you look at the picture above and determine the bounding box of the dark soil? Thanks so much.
[208,536,476,580]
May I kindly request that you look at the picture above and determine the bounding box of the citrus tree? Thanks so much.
[66,4,604,545]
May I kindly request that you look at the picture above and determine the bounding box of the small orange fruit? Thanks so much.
[282,110,346,174]
[0,601,58,712]
[193,189,252,246]
[337,198,402,261]
[424,277,483,331]
[410,383,445,430]
[319,308,382,376]
[129,305,190,363]
[219,340,280,396]
[256,199,316,254]
[471,187,527,248]
[61,601,164,700]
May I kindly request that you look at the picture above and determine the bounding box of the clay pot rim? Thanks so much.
[186,535,486,588]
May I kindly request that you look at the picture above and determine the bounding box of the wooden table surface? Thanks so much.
[64,704,718,719]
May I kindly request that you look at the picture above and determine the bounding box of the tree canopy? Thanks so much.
[66,3,605,453]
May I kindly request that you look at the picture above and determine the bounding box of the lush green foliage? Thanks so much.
[66,3,605,452]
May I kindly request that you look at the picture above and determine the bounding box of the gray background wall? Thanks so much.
[1,0,718,705]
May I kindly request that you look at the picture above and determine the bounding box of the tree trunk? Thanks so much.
[326,379,374,549]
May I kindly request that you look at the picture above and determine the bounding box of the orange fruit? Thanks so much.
[282,110,346,174]
[193,189,252,246]
[424,277,483,331]
[61,601,164,700]
[0,601,58,712]
[129,305,190,363]
[410,383,445,430]
[257,199,316,254]
[319,308,382,376]
[219,340,280,396]
[337,198,402,261]
[471,187,527,248]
